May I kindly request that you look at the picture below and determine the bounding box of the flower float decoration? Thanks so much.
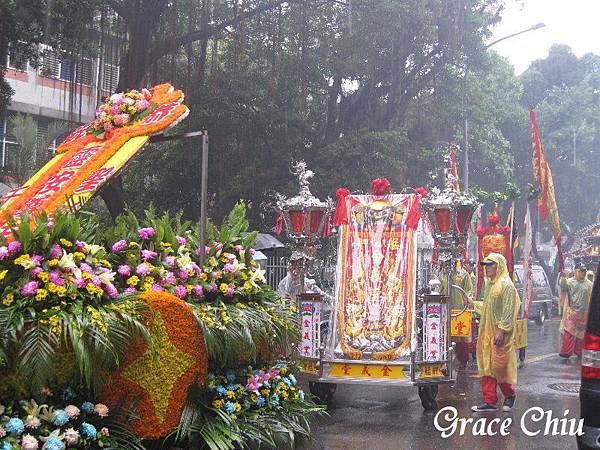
[371,177,392,195]
[102,290,208,439]
[0,83,189,241]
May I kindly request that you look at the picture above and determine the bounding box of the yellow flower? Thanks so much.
[0,270,7,281]
[128,242,139,248]
[160,242,172,248]
[99,259,112,268]
[240,273,248,281]
[48,283,59,293]
[226,391,235,399]
[234,403,241,412]
[86,283,97,294]
[2,293,14,306]
[142,283,152,291]
[127,276,140,286]
[208,257,218,267]
[82,272,93,280]
[144,276,155,285]
[57,286,67,298]
[186,284,193,293]
[244,281,253,291]
[199,273,208,282]
[260,389,270,396]
[38,272,49,283]
[212,399,224,409]
[73,252,86,260]
[219,283,228,294]
[59,239,73,247]
[35,289,48,301]
[14,254,31,266]
[48,259,59,267]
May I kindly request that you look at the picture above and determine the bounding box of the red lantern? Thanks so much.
[289,210,306,233]
[434,208,451,233]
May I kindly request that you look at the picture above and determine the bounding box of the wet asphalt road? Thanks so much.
[304,319,583,450]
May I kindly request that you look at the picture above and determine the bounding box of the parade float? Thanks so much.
[275,162,478,410]
[0,84,324,450]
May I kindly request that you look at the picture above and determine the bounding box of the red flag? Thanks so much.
[529,107,564,271]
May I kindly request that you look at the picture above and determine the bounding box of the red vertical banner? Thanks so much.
[522,203,534,319]
[530,107,564,272]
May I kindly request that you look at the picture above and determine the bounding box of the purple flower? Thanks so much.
[209,284,218,293]
[174,285,187,298]
[21,281,39,296]
[204,246,211,255]
[138,227,155,240]
[74,277,86,289]
[178,269,189,280]
[136,263,151,276]
[141,250,157,261]
[191,263,202,276]
[223,263,235,273]
[0,246,8,260]
[8,241,21,254]
[246,378,261,392]
[151,284,164,292]
[50,270,65,286]
[31,255,43,266]
[111,240,127,253]
[176,236,187,246]
[164,256,176,267]
[50,244,63,260]
[80,263,93,274]
[193,285,203,297]
[249,248,256,256]
[234,245,244,253]
[117,265,131,276]
[125,287,137,294]
[226,287,235,297]
[106,285,119,298]
[163,272,176,285]
[210,271,220,279]
[31,267,43,277]
[215,243,224,251]
[75,241,85,250]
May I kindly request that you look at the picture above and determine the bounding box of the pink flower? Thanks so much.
[138,227,155,239]
[113,113,131,126]
[103,121,114,132]
[163,271,176,285]
[50,244,62,259]
[136,263,151,276]
[79,263,93,274]
[141,250,157,261]
[223,263,235,273]
[75,241,85,250]
[163,256,176,267]
[176,235,187,246]
[178,269,189,280]
[193,285,203,297]
[246,378,261,392]
[210,271,220,279]
[40,387,53,397]
[151,284,164,292]
[111,240,127,253]
[174,285,187,298]
[216,243,224,251]
[249,248,256,255]
[49,271,65,286]
[117,265,131,276]
[64,428,80,445]
[21,434,39,450]
[100,427,110,437]
[142,88,152,100]
[191,263,202,276]
[226,287,235,297]
[31,255,42,266]
[205,246,211,255]
[234,245,244,253]
[106,285,119,298]
[94,403,109,418]
[135,99,149,111]
[74,277,86,289]
[209,284,218,293]
[125,287,137,294]
[124,97,135,106]
[31,267,43,278]
[0,246,8,260]
[65,405,80,419]
[21,281,39,296]
[0,426,5,438]
[8,241,21,254]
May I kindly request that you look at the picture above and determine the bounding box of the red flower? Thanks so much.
[371,178,392,195]
[414,187,428,197]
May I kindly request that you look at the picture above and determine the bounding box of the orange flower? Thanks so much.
[102,291,208,440]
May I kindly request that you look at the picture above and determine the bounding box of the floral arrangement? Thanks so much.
[206,363,304,416]
[103,291,208,440]
[0,398,128,450]
[371,177,392,195]
[89,89,153,135]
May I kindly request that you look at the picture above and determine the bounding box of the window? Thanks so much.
[59,59,74,81]
[76,58,94,86]
[101,63,119,92]
[40,50,60,78]
[533,270,547,288]
[7,51,28,71]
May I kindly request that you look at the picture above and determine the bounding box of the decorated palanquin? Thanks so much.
[332,194,421,361]
[0,83,188,240]
[476,209,512,299]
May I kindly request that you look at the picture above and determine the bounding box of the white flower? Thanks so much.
[84,244,103,256]
[22,434,39,450]
[18,256,37,270]
[250,267,266,284]
[98,271,116,285]
[25,415,41,428]
[176,252,193,271]
[63,427,79,445]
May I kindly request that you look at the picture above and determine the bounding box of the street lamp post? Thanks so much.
[463,22,545,192]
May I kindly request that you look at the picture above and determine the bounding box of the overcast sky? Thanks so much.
[488,0,600,73]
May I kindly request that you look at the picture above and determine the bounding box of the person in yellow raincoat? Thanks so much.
[470,253,521,412]
[559,263,592,358]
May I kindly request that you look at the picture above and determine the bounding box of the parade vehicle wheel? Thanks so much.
[418,384,438,410]
[309,381,337,405]
[535,305,547,326]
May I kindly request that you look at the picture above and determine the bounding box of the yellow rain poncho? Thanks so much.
[473,253,521,385]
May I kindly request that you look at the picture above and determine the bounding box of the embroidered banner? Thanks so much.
[333,194,417,361]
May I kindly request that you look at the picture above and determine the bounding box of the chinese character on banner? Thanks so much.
[60,123,93,146]
[361,365,372,377]
[381,365,392,377]
[21,195,52,214]
[61,146,103,170]
[36,170,77,197]
[141,102,179,125]
[0,186,27,205]
[74,167,116,194]
[342,364,351,375]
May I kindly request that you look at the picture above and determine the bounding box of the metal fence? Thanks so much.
[266,255,289,290]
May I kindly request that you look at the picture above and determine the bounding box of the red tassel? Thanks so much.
[275,212,283,235]
[333,188,350,226]
[323,212,331,238]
